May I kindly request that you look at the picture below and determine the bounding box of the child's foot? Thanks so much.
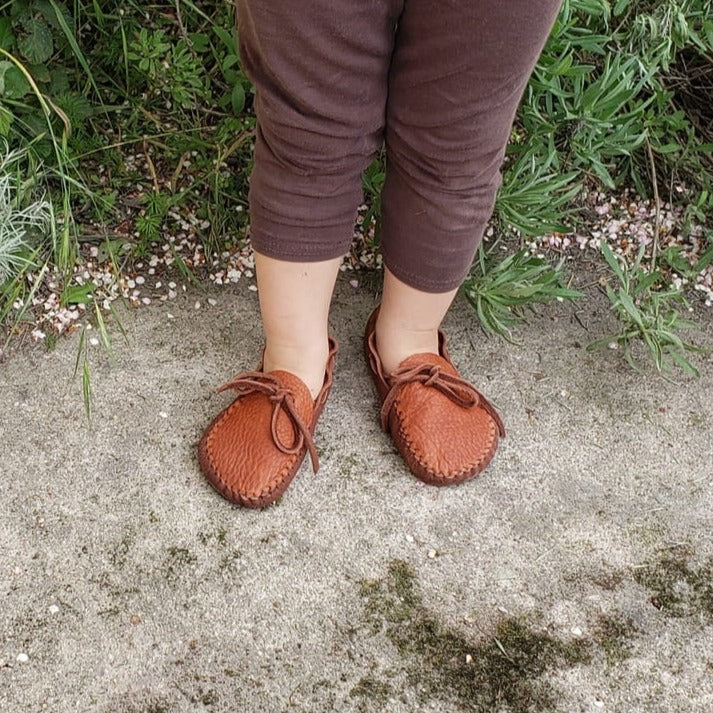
[364,307,504,485]
[198,338,338,507]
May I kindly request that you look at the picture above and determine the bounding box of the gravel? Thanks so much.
[8,187,711,344]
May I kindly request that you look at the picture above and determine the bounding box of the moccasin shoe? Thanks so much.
[198,338,338,508]
[364,308,505,486]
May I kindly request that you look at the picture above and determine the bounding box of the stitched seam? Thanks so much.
[231,457,300,503]
[251,237,350,256]
[393,401,497,479]
[382,260,466,291]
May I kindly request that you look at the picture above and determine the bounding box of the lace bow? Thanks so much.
[218,372,320,472]
[380,362,506,436]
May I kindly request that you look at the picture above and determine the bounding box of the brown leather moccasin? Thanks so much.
[364,308,505,486]
[198,338,338,508]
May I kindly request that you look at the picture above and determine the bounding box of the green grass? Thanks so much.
[589,240,705,376]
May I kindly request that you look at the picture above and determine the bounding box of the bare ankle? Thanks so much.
[374,318,439,375]
[262,341,329,399]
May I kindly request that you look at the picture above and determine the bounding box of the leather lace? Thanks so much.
[218,372,320,472]
[380,362,506,436]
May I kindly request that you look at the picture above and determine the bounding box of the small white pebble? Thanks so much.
[248,284,258,292]
[194,301,201,310]
[49,604,60,615]
[155,281,162,289]
[405,534,414,543]
[16,653,29,663]
[89,337,99,347]
[427,549,437,559]
[127,279,136,289]
[593,701,604,710]
[166,313,175,320]
[135,276,145,285]
[465,654,473,664]
[571,626,582,637]
[159,411,168,419]
[141,298,151,305]
[208,298,217,307]
[349,279,359,288]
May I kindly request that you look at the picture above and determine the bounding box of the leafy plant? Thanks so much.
[0,142,50,283]
[127,28,172,83]
[128,30,207,110]
[212,21,251,115]
[135,190,180,250]
[589,241,703,375]
[461,245,582,342]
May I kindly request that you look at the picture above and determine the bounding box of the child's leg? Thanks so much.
[237,0,400,389]
[375,268,457,374]
[376,0,562,366]
[256,254,341,399]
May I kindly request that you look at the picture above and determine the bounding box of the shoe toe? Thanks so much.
[198,393,302,507]
[391,384,499,485]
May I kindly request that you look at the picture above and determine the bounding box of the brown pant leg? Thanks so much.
[381,0,562,292]
[237,0,402,260]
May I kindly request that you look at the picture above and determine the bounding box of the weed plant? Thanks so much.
[462,245,583,342]
[590,241,704,376]
[0,143,49,281]
[467,0,713,372]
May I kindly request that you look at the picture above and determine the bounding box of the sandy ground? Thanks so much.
[1,275,712,713]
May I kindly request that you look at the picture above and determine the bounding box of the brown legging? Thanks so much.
[237,0,562,292]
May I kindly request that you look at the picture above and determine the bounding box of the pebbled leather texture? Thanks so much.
[364,307,505,486]
[197,338,338,508]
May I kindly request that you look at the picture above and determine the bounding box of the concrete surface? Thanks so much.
[1,275,712,713]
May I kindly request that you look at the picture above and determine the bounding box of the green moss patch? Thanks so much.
[164,546,198,582]
[349,676,393,707]
[593,614,637,665]
[359,560,590,712]
[633,546,713,619]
